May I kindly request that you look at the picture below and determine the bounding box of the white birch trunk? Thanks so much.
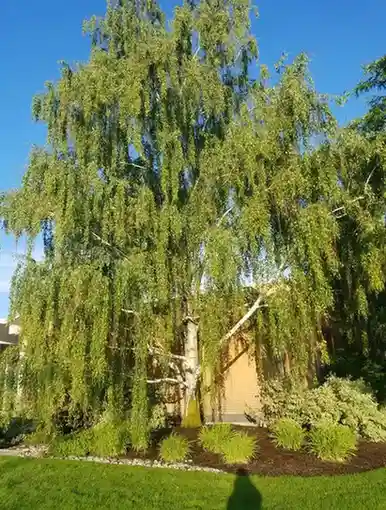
[184,317,199,401]
[182,315,201,424]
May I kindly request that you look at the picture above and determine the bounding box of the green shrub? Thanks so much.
[221,432,256,465]
[261,378,305,425]
[308,422,357,462]
[181,399,201,428]
[149,404,167,431]
[262,375,386,442]
[271,418,305,451]
[50,420,131,458]
[91,420,131,457]
[198,423,233,454]
[159,433,190,463]
[50,428,94,457]
[25,428,53,446]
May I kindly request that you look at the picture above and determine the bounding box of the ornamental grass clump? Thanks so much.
[159,433,190,463]
[308,422,357,462]
[271,418,305,451]
[221,431,257,465]
[198,423,233,454]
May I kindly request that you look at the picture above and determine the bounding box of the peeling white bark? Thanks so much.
[147,378,188,387]
[184,317,200,400]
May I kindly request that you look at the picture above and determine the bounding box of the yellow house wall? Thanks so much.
[203,338,261,423]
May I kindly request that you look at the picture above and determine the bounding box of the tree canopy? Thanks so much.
[353,55,386,134]
[327,54,386,399]
[1,0,385,443]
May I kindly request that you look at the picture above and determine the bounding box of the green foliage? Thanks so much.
[50,420,130,457]
[271,418,305,451]
[330,55,386,406]
[221,432,257,465]
[198,423,233,454]
[24,428,53,446]
[262,375,386,442]
[1,0,385,442]
[159,433,190,463]
[181,399,201,429]
[149,403,167,431]
[0,417,35,447]
[261,378,307,426]
[50,428,94,457]
[130,345,150,452]
[92,420,131,457]
[353,55,386,134]
[308,422,357,463]
[3,457,386,510]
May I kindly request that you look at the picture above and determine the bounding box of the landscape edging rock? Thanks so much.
[0,446,224,474]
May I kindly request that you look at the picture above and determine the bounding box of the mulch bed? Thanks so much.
[124,426,386,477]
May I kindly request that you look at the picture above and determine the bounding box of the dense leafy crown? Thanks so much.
[0,0,384,434]
[330,55,386,396]
[353,55,386,134]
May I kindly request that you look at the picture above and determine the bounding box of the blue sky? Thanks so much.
[0,0,385,316]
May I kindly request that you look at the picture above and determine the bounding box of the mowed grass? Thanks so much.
[0,457,385,509]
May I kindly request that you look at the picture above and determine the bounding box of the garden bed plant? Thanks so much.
[12,423,386,477]
[3,376,386,476]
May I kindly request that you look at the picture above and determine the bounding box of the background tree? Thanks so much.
[353,55,386,134]
[326,55,386,399]
[0,0,378,444]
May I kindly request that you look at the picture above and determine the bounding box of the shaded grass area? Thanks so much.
[0,457,385,509]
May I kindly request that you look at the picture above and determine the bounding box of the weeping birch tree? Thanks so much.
[0,0,374,443]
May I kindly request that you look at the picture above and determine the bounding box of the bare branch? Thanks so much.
[122,309,138,316]
[169,353,189,363]
[220,295,264,346]
[217,206,233,227]
[365,169,375,187]
[148,344,189,364]
[234,47,243,63]
[332,196,364,216]
[219,285,284,347]
[147,378,188,387]
[193,45,201,59]
[183,315,200,324]
[148,345,190,377]
[130,162,146,170]
[92,232,128,260]
[193,34,200,59]
[331,205,345,214]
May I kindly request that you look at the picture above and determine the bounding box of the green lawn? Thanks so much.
[0,457,385,509]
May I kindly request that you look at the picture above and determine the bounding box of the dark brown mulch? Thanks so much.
[124,426,386,477]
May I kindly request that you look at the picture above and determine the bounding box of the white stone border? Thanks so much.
[0,446,224,474]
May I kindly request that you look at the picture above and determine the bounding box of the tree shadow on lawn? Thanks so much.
[227,468,262,510]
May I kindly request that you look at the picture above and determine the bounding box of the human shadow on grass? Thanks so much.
[227,468,262,510]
